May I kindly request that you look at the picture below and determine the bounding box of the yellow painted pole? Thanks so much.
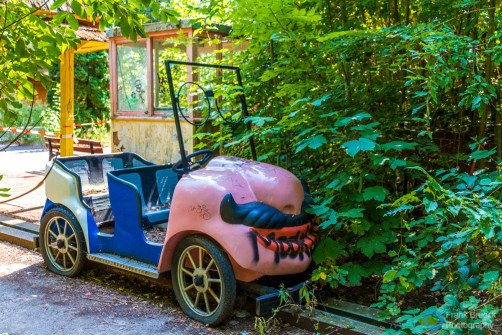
[60,49,74,156]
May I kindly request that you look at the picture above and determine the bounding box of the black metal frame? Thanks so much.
[165,60,257,174]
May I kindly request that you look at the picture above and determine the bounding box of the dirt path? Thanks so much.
[0,241,311,335]
[0,145,47,222]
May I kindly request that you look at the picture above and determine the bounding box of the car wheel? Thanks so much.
[40,207,86,277]
[172,235,236,325]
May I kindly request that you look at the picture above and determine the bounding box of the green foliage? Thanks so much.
[41,85,61,134]
[379,167,502,332]
[173,0,502,332]
[341,137,377,157]
[254,283,299,334]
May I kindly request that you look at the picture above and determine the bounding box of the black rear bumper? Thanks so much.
[238,279,311,316]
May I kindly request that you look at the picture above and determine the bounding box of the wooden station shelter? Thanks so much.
[107,20,232,164]
[32,0,236,161]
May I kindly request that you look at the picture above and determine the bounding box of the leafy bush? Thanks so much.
[172,0,502,332]
[378,166,502,333]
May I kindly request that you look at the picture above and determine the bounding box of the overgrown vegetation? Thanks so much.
[177,0,502,333]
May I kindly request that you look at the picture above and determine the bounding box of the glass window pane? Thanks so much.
[117,42,147,112]
[153,41,186,113]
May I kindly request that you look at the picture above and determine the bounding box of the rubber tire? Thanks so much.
[39,207,87,277]
[172,235,236,325]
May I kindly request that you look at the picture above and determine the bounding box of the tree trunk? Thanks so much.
[478,0,495,143]
[326,0,334,31]
[394,0,399,24]
[341,0,347,27]
[340,61,352,102]
[404,0,410,25]
[491,2,501,159]
[360,5,366,25]
[495,102,501,159]
[387,2,391,27]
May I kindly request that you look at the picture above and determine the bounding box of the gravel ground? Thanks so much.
[0,241,313,335]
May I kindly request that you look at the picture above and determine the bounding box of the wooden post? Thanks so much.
[154,41,160,109]
[216,40,223,72]
[60,48,74,157]
[186,30,199,118]
[214,40,223,156]
[147,37,154,115]
[109,40,118,116]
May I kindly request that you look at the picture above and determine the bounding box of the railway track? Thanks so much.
[0,214,394,335]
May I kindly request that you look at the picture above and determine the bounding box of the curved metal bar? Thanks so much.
[175,81,212,127]
[213,88,244,125]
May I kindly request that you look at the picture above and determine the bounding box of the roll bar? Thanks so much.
[164,60,257,174]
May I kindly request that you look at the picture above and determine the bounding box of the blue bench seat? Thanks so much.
[142,207,170,226]
[108,165,178,228]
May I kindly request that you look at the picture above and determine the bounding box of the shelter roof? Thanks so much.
[106,19,231,38]
[64,24,107,42]
[25,0,107,42]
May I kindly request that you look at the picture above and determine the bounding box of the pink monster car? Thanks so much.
[39,61,318,325]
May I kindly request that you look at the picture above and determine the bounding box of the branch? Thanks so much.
[433,6,500,30]
[0,120,14,141]
[266,7,326,85]
[0,149,56,204]
[0,0,52,41]
[0,95,35,152]
[2,0,8,35]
